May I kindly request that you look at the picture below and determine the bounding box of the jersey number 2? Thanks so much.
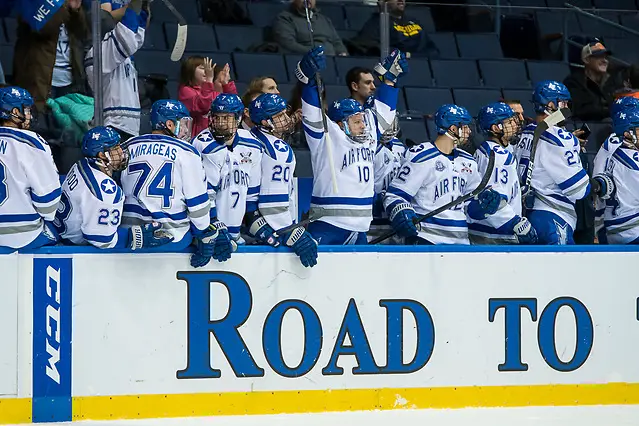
[0,160,7,206]
[129,162,175,208]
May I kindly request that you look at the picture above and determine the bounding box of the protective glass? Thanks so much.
[270,110,295,139]
[176,117,193,142]
[345,112,371,144]
[210,113,239,142]
[103,143,129,173]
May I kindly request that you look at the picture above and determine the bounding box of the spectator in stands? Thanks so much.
[273,0,348,56]
[615,64,639,100]
[502,99,528,124]
[346,67,375,106]
[178,56,238,138]
[353,0,439,58]
[101,0,131,21]
[248,76,280,95]
[564,41,616,121]
[13,0,88,111]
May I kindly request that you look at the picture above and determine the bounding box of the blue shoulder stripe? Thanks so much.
[201,141,226,155]
[237,137,263,151]
[78,159,103,201]
[478,141,491,158]
[412,147,439,163]
[0,128,46,151]
[456,149,474,160]
[113,187,123,204]
[613,149,639,171]
[503,151,515,167]
[540,131,563,147]
[31,187,61,204]
[303,123,324,141]
[252,130,277,159]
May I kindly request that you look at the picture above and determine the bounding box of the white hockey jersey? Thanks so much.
[302,83,398,232]
[55,159,127,249]
[0,127,60,249]
[384,142,481,245]
[374,138,404,196]
[253,128,297,231]
[192,128,262,238]
[86,9,144,137]
[592,133,621,239]
[592,135,639,244]
[121,133,210,242]
[514,123,591,229]
[468,141,522,244]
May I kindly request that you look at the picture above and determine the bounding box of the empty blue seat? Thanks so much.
[501,89,535,119]
[592,0,634,9]
[318,3,347,30]
[404,87,454,114]
[605,37,639,64]
[233,53,288,83]
[216,26,264,52]
[167,80,178,99]
[235,82,248,97]
[344,5,375,31]
[334,56,379,81]
[479,59,529,89]
[0,45,13,77]
[431,60,481,87]
[527,60,570,85]
[619,13,639,28]
[285,55,338,85]
[277,83,296,100]
[142,25,167,51]
[398,118,428,144]
[400,58,432,87]
[425,118,437,140]
[453,88,502,117]
[428,33,459,59]
[153,0,200,24]
[546,0,592,8]
[3,18,17,45]
[165,24,216,52]
[246,2,284,28]
[576,13,626,38]
[509,0,546,6]
[535,10,581,37]
[134,51,180,78]
[324,84,351,105]
[409,6,436,33]
[456,33,504,59]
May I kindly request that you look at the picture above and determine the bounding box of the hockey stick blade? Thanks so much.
[368,150,496,245]
[159,0,187,61]
[524,107,571,189]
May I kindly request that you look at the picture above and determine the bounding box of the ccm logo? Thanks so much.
[45,265,61,384]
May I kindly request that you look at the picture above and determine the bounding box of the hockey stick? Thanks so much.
[302,0,339,194]
[524,107,571,190]
[368,150,496,245]
[159,0,187,62]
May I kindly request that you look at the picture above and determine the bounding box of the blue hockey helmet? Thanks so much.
[0,86,34,128]
[477,102,522,145]
[81,126,129,173]
[249,93,294,138]
[434,103,472,143]
[150,99,193,141]
[611,96,639,116]
[210,93,244,118]
[209,94,244,142]
[612,109,639,140]
[532,80,571,114]
[328,98,370,143]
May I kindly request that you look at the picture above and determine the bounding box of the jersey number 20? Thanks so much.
[129,162,175,208]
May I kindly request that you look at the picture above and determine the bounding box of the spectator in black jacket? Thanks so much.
[352,0,439,58]
[564,41,616,121]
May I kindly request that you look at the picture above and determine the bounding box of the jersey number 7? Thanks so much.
[129,162,175,208]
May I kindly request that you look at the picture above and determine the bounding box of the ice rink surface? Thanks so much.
[6,406,639,426]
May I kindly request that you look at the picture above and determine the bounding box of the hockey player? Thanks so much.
[383,104,502,245]
[468,102,537,244]
[514,81,591,245]
[122,100,233,267]
[55,126,173,250]
[296,46,404,244]
[591,108,639,244]
[86,5,148,139]
[0,87,61,250]
[192,94,263,244]
[249,93,318,267]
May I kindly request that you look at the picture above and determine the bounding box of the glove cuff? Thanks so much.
[512,217,531,236]
[130,225,144,250]
[295,62,310,85]
[285,226,306,247]
[248,215,267,236]
[389,202,414,222]
[211,220,227,232]
[593,174,614,200]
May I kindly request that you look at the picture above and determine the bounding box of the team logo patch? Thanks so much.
[384,154,390,165]
[460,162,473,174]
[435,160,445,172]
[100,179,117,194]
[240,152,253,164]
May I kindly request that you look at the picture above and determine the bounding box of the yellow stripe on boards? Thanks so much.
[72,383,639,421]
[0,398,32,424]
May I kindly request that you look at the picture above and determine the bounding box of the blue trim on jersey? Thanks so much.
[455,149,474,161]
[386,186,413,202]
[228,226,241,234]
[259,194,289,203]
[503,151,515,166]
[246,201,258,212]
[0,213,41,223]
[311,196,374,206]
[540,130,563,146]
[252,129,278,159]
[613,149,639,171]
[185,193,209,208]
[468,221,514,235]
[104,106,142,112]
[286,146,294,163]
[83,232,116,244]
[107,32,128,60]
[0,128,46,151]
[79,159,104,201]
[247,186,260,195]
[31,188,61,203]
[210,206,217,218]
[127,134,199,156]
[478,142,490,157]
[123,204,188,221]
[412,147,439,163]
[201,140,226,154]
[376,142,384,155]
[558,169,588,191]
[373,83,398,111]
[545,192,574,205]
[423,216,467,228]
[303,123,324,141]
[301,84,320,108]
[113,187,123,204]
[604,211,639,227]
[236,137,263,151]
